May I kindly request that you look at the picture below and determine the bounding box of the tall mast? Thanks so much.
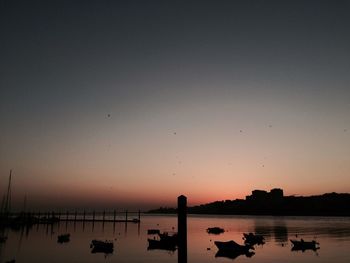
[4,169,12,214]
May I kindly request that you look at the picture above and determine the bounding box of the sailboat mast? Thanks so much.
[4,169,12,214]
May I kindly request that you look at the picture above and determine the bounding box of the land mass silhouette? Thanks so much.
[148,189,350,216]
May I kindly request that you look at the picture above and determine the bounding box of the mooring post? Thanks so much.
[178,195,187,263]
[138,210,141,222]
[125,210,128,222]
[113,209,116,222]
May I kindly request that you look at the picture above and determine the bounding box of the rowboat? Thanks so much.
[207,227,225,234]
[214,240,253,253]
[290,239,320,251]
[90,240,114,254]
[147,232,177,251]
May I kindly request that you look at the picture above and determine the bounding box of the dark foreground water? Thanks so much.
[1,215,350,263]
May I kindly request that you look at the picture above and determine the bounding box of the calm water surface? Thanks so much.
[1,215,350,263]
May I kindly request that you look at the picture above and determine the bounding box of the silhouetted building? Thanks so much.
[246,188,283,202]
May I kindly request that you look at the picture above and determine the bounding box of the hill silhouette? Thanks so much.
[148,189,350,216]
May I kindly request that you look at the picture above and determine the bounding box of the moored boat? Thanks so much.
[290,239,319,251]
[57,233,70,243]
[207,227,225,234]
[214,240,253,253]
[90,239,114,254]
[147,238,177,251]
[147,232,178,251]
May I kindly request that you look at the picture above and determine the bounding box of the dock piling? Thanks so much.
[178,195,187,263]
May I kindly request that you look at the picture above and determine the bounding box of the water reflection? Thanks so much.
[0,215,350,263]
[215,249,255,260]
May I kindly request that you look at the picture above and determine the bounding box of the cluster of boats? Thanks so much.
[146,225,320,258]
[210,228,320,259]
[3,226,321,260]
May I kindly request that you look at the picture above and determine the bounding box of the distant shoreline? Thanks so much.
[146,212,350,217]
[148,191,350,217]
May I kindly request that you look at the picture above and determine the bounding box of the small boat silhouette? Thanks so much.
[90,240,114,254]
[215,240,253,253]
[290,239,320,251]
[57,234,70,243]
[207,227,225,234]
[147,232,177,251]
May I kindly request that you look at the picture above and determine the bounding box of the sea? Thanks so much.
[1,214,350,263]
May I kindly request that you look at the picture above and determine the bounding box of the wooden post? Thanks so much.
[66,211,69,221]
[178,195,187,263]
[138,210,141,222]
[113,209,116,222]
[74,210,77,222]
[83,210,86,222]
[92,210,95,222]
[103,210,105,222]
[125,210,128,222]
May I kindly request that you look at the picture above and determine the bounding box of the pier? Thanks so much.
[0,210,142,226]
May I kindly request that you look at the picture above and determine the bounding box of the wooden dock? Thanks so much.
[3,210,142,224]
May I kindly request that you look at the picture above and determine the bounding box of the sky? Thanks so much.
[1,0,350,210]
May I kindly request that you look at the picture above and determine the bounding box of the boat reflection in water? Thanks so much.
[290,239,320,252]
[215,249,255,260]
[2,215,350,263]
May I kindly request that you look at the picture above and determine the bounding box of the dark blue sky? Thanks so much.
[1,1,350,209]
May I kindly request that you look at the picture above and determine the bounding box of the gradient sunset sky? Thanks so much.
[1,0,350,210]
